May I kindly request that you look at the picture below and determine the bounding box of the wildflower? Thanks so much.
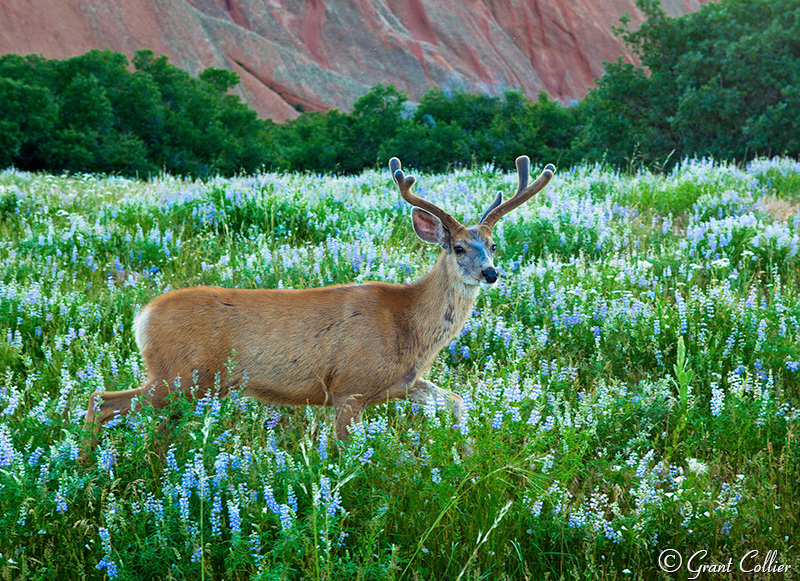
[211,493,223,536]
[228,499,242,535]
[687,458,708,475]
[0,426,18,466]
[96,527,118,579]
[99,444,119,475]
[490,411,503,429]
[165,446,179,472]
[1,385,20,417]
[55,487,68,514]
[28,446,44,466]
[279,483,295,512]
[263,486,281,515]
[431,468,441,483]
[786,361,799,372]
[710,384,725,417]
[264,407,280,429]
[636,450,655,478]
[448,340,458,357]
[213,453,229,488]
[179,492,190,524]
[278,504,294,530]
[318,431,328,460]
[249,531,265,566]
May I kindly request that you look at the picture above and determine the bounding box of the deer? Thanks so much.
[81,156,555,451]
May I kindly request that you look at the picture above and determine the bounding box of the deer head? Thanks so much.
[390,156,555,289]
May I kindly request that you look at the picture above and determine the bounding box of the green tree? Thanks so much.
[579,0,800,169]
[0,77,57,169]
[347,84,408,172]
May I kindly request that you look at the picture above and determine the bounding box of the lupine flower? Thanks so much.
[360,447,374,464]
[318,431,328,460]
[28,446,44,466]
[211,493,223,536]
[490,411,503,429]
[165,446,179,472]
[55,487,68,514]
[96,527,118,579]
[249,531,265,566]
[710,384,725,417]
[227,499,241,535]
[0,426,17,467]
[99,444,119,475]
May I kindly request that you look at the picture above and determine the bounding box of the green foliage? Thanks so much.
[0,160,798,579]
[272,85,581,175]
[0,49,279,178]
[580,0,800,169]
[2,0,800,178]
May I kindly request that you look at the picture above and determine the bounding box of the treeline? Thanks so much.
[1,0,798,178]
[0,49,275,177]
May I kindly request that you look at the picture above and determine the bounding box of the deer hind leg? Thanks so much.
[80,386,146,460]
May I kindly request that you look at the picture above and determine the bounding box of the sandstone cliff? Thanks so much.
[0,0,711,121]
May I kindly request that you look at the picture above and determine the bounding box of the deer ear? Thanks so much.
[411,208,449,247]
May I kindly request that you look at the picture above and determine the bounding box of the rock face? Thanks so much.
[0,0,711,121]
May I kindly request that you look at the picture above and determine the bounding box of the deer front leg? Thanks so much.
[407,378,472,455]
[333,393,365,441]
[407,378,464,422]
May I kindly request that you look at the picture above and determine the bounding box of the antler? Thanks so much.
[389,157,464,233]
[480,156,556,231]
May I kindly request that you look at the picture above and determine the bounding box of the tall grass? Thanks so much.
[0,158,798,579]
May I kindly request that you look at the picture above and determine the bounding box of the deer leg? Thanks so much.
[407,378,464,422]
[408,378,473,455]
[333,393,365,441]
[80,386,146,461]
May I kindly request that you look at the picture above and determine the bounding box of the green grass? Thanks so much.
[0,158,798,580]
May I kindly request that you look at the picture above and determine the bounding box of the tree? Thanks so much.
[579,0,800,168]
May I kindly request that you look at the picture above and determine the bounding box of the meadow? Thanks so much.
[0,157,798,580]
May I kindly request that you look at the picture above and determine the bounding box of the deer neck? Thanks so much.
[407,251,479,355]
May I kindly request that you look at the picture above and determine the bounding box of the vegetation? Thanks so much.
[1,0,798,178]
[0,49,277,178]
[580,0,800,169]
[0,157,798,579]
[0,2,799,574]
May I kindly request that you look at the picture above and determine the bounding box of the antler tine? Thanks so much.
[389,157,463,233]
[480,157,555,231]
[516,155,530,194]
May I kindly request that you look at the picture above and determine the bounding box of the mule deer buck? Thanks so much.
[82,156,555,448]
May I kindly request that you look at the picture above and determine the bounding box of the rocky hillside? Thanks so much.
[0,0,711,120]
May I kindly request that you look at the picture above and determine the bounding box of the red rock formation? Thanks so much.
[0,0,712,121]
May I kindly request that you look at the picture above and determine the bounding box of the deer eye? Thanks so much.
[453,245,465,254]
[490,244,497,252]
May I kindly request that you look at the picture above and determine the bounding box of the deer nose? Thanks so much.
[481,268,498,284]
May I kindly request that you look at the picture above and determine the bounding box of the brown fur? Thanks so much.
[82,157,554,448]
